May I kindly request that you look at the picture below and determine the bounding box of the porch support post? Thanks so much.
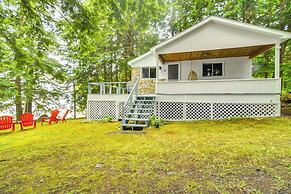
[156,58,159,80]
[275,43,281,117]
[275,43,281,79]
[155,52,160,93]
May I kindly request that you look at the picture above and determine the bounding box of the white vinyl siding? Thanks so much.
[179,57,251,80]
[157,21,278,54]
[130,52,156,67]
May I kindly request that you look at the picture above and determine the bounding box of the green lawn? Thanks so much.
[0,118,290,193]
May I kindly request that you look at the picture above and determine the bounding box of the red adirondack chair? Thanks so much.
[20,113,36,130]
[41,110,60,125]
[0,116,15,131]
[61,110,70,122]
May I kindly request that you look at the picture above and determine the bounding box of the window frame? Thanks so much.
[202,62,224,77]
[140,67,157,79]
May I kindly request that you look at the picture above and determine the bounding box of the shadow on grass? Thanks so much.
[0,126,37,136]
[107,131,147,135]
[19,127,36,132]
[0,130,14,136]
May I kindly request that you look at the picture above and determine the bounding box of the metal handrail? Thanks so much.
[122,77,140,124]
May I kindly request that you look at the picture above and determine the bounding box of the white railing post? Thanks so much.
[275,43,281,79]
[155,57,159,93]
[99,84,103,94]
[109,84,112,94]
[118,83,121,94]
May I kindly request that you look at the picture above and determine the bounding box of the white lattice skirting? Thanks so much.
[87,100,279,121]
[87,101,118,120]
[156,101,279,121]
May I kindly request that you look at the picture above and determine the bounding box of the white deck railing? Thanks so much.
[88,82,128,94]
[156,78,281,94]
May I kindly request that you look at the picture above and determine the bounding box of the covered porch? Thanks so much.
[155,44,281,95]
[148,16,286,96]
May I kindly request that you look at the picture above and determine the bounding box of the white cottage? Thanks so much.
[87,16,291,129]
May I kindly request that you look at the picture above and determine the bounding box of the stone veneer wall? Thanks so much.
[131,67,156,94]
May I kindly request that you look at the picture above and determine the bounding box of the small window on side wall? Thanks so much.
[142,67,149,78]
[142,67,156,79]
[202,62,223,77]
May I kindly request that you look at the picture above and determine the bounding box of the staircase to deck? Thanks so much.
[121,96,155,130]
[120,77,155,130]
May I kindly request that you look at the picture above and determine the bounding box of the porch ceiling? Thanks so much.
[158,44,274,63]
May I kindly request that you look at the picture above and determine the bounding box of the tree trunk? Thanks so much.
[25,100,32,113]
[110,53,113,82]
[103,63,107,81]
[73,81,76,119]
[15,76,22,120]
[115,60,119,82]
[24,67,35,113]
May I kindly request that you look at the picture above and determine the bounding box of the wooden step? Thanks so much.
[121,123,147,129]
[132,103,154,107]
[124,118,149,122]
[125,112,151,116]
[125,112,151,118]
[130,107,154,112]
[134,100,155,102]
[136,96,155,100]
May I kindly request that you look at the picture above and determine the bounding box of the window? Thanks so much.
[142,67,156,79]
[202,62,223,77]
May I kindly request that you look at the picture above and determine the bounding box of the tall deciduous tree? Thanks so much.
[0,0,68,119]
[60,0,167,110]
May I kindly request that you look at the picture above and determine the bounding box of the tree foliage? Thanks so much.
[60,0,167,110]
[0,0,68,118]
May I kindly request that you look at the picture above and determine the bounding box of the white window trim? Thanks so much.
[202,61,224,78]
[167,63,181,81]
[140,66,156,80]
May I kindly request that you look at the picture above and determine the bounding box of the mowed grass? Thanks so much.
[0,118,290,193]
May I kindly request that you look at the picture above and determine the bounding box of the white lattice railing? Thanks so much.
[156,78,281,94]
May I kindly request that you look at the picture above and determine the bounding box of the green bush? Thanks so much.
[150,115,164,128]
[102,116,114,123]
